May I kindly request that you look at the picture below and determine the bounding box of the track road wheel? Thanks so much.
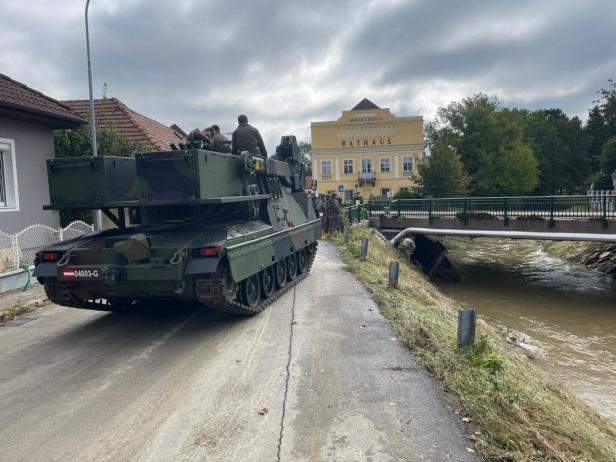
[261,266,275,298]
[297,249,307,274]
[287,254,298,281]
[275,261,287,288]
[241,275,261,308]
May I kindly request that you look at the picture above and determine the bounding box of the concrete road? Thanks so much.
[0,241,477,462]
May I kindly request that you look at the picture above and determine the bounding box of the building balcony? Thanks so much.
[358,171,376,185]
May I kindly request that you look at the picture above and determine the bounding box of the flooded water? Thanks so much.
[438,239,616,422]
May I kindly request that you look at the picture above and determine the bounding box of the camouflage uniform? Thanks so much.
[316,195,326,225]
[325,194,342,233]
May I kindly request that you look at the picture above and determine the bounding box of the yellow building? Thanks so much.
[310,98,424,202]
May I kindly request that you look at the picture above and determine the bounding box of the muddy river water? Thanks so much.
[437,239,616,422]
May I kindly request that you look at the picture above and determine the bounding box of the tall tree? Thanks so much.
[416,140,469,197]
[520,109,591,194]
[586,80,616,188]
[428,95,539,196]
[600,136,616,184]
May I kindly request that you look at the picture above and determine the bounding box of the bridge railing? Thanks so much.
[368,195,616,225]
[343,203,369,224]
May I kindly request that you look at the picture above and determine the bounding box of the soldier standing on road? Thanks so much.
[232,115,268,157]
[325,192,342,235]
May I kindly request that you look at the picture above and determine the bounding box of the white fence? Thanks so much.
[0,221,93,274]
[587,190,616,212]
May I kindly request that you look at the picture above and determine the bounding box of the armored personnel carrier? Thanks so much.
[33,136,320,315]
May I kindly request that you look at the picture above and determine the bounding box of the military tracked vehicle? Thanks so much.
[33,136,320,315]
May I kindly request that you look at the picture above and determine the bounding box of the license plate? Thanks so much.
[61,267,103,281]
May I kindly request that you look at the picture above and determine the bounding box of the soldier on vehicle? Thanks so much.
[211,124,231,153]
[232,115,268,157]
[202,126,215,140]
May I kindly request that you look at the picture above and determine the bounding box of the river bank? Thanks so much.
[334,229,616,461]
[438,237,616,424]
[546,241,616,275]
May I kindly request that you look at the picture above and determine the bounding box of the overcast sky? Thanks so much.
[2,0,615,150]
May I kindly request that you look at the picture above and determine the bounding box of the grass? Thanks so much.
[333,227,616,461]
[546,241,608,264]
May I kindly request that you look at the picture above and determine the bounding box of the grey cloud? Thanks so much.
[1,0,615,150]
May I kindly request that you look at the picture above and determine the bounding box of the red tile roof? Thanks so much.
[0,73,84,127]
[63,98,185,151]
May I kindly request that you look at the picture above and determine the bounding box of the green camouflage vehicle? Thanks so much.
[33,136,320,315]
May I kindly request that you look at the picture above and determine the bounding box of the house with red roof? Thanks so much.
[0,73,85,233]
[62,98,185,152]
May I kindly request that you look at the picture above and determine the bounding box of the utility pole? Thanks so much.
[85,0,102,230]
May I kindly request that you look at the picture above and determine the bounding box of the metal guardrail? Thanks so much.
[367,195,616,228]
[343,204,369,224]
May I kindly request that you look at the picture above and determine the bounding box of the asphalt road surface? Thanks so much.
[0,241,477,462]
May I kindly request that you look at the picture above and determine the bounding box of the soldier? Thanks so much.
[211,124,231,153]
[316,194,327,238]
[202,126,215,140]
[325,192,342,234]
[187,128,212,149]
[232,114,268,157]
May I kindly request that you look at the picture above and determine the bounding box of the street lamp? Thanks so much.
[85,0,102,230]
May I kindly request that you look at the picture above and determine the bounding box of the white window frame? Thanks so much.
[402,156,414,176]
[343,159,354,175]
[344,189,354,202]
[380,187,392,198]
[321,159,332,179]
[380,157,391,173]
[361,157,373,173]
[0,138,19,212]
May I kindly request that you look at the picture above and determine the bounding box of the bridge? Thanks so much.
[343,195,616,243]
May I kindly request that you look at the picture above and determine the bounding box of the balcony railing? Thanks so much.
[358,171,376,185]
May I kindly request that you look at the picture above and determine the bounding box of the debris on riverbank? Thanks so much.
[546,241,616,275]
[334,228,616,462]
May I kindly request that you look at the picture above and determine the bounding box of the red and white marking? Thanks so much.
[63,270,76,280]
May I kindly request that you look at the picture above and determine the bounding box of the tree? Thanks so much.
[53,123,146,225]
[586,80,616,188]
[519,109,591,194]
[600,136,616,183]
[428,95,539,196]
[415,139,469,197]
[54,122,145,159]
[298,141,312,175]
